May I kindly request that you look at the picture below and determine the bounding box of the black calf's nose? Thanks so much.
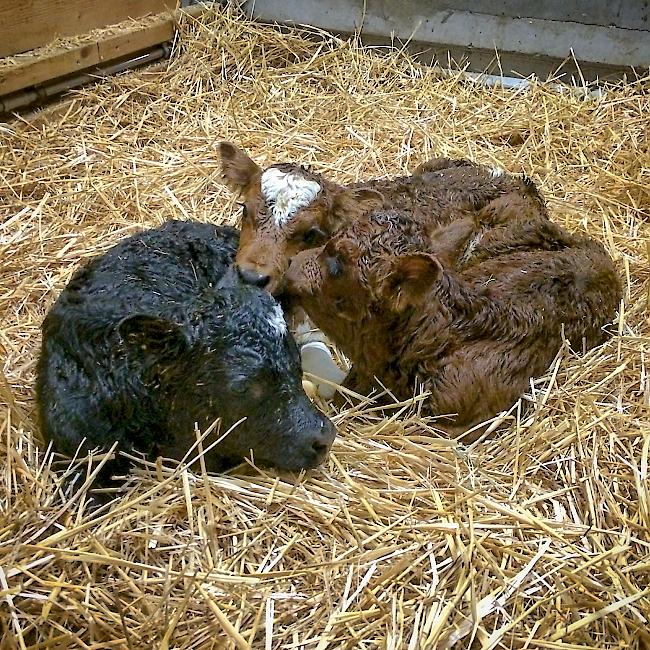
[311,418,337,454]
[312,439,330,454]
[237,266,271,288]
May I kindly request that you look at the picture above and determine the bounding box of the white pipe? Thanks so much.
[442,69,605,99]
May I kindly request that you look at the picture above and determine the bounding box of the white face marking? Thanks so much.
[490,166,505,179]
[261,167,321,226]
[267,304,287,337]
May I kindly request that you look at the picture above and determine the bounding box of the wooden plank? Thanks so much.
[0,18,176,97]
[0,0,177,58]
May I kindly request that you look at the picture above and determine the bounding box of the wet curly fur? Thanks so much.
[37,220,335,482]
[284,211,622,441]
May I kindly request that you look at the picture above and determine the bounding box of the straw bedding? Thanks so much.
[1,6,649,649]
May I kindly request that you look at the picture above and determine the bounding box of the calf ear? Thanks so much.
[216,265,240,290]
[331,187,384,229]
[383,253,443,312]
[118,315,189,357]
[219,142,261,189]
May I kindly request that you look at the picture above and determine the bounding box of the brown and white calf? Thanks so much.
[282,211,622,440]
[218,142,547,294]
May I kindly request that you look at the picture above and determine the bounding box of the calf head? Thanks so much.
[219,142,383,294]
[284,220,445,328]
[120,284,337,471]
[284,226,446,386]
[284,238,370,326]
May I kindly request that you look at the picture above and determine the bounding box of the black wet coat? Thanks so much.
[37,220,335,476]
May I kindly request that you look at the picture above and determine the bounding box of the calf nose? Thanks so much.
[310,418,337,455]
[312,438,329,454]
[237,266,271,288]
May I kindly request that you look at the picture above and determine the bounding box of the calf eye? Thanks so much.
[238,203,252,223]
[325,255,343,278]
[303,227,326,246]
[229,376,248,394]
[230,376,265,400]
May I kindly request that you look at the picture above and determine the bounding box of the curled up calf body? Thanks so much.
[36,220,336,489]
[282,211,622,441]
[218,142,549,401]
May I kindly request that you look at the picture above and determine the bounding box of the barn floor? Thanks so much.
[1,7,649,649]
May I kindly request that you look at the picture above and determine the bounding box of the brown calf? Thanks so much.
[283,211,622,440]
[219,142,547,294]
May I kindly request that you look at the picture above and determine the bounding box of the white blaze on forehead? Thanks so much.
[267,304,287,337]
[490,166,505,178]
[261,167,321,226]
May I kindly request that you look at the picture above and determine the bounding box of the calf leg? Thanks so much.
[428,216,478,268]
[426,341,550,440]
[464,216,576,267]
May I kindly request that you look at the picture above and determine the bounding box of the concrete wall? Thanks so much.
[234,0,650,82]
[369,1,649,31]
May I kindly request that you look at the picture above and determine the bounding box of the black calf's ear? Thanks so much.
[118,315,189,357]
[218,142,261,189]
[216,265,240,290]
[384,253,443,312]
